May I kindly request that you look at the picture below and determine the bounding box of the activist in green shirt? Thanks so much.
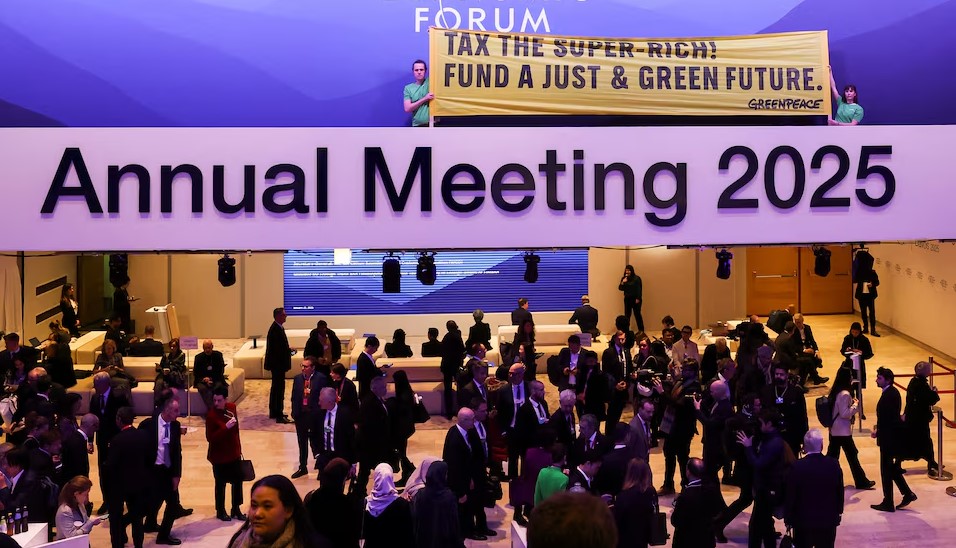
[534,463,570,507]
[828,66,864,125]
[403,59,434,127]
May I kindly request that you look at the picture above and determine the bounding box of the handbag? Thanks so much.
[412,394,430,424]
[648,500,669,545]
[238,457,256,482]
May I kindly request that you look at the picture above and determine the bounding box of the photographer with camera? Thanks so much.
[656,359,701,496]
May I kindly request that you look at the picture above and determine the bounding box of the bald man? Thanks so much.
[194,339,227,409]
[695,380,735,483]
[443,407,488,541]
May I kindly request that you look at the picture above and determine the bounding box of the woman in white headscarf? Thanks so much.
[363,463,414,548]
[402,456,440,500]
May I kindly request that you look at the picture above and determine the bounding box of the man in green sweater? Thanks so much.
[403,59,434,127]
[534,444,569,507]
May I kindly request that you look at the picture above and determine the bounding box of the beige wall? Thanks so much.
[868,242,956,359]
[627,247,697,333]
[21,253,77,341]
[128,255,170,336]
[697,247,748,327]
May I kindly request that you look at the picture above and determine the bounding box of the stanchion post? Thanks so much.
[932,406,953,481]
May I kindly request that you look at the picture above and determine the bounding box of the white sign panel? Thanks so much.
[1,126,952,251]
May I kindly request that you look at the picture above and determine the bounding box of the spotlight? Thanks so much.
[523,252,540,283]
[812,246,832,277]
[383,252,401,293]
[218,254,237,287]
[416,252,436,285]
[108,253,129,288]
[715,249,733,279]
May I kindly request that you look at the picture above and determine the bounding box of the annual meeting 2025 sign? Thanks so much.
[1,126,951,252]
[430,29,831,117]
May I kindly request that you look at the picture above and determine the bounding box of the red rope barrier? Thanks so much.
[930,357,956,374]
[935,389,956,395]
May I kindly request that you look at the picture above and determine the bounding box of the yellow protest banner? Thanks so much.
[430,28,830,117]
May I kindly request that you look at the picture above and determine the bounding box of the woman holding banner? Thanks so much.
[828,66,863,126]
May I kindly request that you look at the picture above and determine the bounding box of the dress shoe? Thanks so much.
[173,506,194,519]
[871,332,881,337]
[657,485,676,496]
[217,511,232,521]
[480,528,499,537]
[467,534,488,541]
[144,523,160,533]
[291,469,308,479]
[276,416,294,424]
[813,376,829,384]
[231,509,247,521]
[871,502,895,512]
[156,536,183,545]
[514,514,529,527]
[897,492,918,509]
[855,480,876,490]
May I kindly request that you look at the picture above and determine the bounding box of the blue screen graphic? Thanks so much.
[283,250,587,315]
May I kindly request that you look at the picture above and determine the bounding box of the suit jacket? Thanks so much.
[333,377,360,417]
[601,345,633,384]
[0,471,43,521]
[440,330,465,376]
[264,321,291,373]
[905,376,940,424]
[785,453,843,529]
[792,325,818,352]
[357,395,391,463]
[420,340,442,358]
[511,307,533,326]
[670,481,726,548]
[139,414,183,477]
[570,432,609,469]
[760,382,809,451]
[316,405,357,463]
[60,429,91,485]
[549,409,577,452]
[773,332,801,370]
[626,414,653,462]
[193,350,227,386]
[104,426,151,496]
[304,329,342,363]
[579,366,611,421]
[291,371,328,419]
[514,399,551,452]
[569,305,599,335]
[442,425,478,497]
[457,378,487,412]
[28,447,57,482]
[567,467,598,495]
[494,380,529,432]
[465,322,493,351]
[876,385,903,452]
[556,348,586,391]
[89,388,131,447]
[697,399,734,463]
[594,445,630,497]
[128,338,165,357]
[356,353,384,400]
[855,271,879,299]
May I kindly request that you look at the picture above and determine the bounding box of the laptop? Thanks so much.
[29,337,42,347]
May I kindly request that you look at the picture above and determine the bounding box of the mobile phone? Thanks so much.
[98,513,110,520]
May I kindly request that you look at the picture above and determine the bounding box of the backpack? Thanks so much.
[815,395,835,428]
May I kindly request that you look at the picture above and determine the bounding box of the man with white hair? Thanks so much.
[785,429,844,548]
[694,379,734,483]
[549,389,578,450]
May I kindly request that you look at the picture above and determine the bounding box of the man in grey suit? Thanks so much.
[290,356,327,478]
[628,398,655,462]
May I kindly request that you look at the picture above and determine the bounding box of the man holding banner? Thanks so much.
[403,59,434,127]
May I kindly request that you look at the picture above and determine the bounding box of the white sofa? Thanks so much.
[233,328,358,379]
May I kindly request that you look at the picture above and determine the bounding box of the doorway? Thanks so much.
[746,246,852,315]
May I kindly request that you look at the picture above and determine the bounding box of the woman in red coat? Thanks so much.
[206,385,246,521]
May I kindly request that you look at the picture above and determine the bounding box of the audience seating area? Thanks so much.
[487,324,591,365]
[232,328,358,379]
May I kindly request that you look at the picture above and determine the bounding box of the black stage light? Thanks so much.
[715,249,733,279]
[218,255,237,287]
[416,252,436,285]
[813,246,832,277]
[524,252,540,283]
[108,253,129,288]
[383,252,401,293]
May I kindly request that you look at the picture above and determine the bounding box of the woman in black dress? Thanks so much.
[59,283,81,337]
[389,370,418,484]
[612,458,657,548]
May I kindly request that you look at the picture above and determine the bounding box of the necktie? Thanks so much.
[516,384,523,403]
[163,423,171,466]
[644,420,650,442]
[535,402,545,423]
[101,395,107,412]
[478,383,485,399]
[325,412,333,451]
[568,414,575,437]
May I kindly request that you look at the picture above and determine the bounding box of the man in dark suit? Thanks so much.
[514,380,550,464]
[786,429,844,548]
[356,336,388,401]
[871,367,917,512]
[567,449,602,495]
[356,377,391,492]
[140,394,186,545]
[855,269,880,336]
[440,321,466,419]
[511,297,533,326]
[570,414,608,469]
[265,307,293,424]
[602,331,633,435]
[420,327,442,358]
[442,407,487,541]
[568,295,600,337]
[627,398,655,463]
[0,448,44,522]
[105,407,150,548]
[549,389,578,452]
[303,320,342,372]
[739,409,788,548]
[496,364,528,479]
[193,339,227,409]
[290,356,327,478]
[905,361,942,475]
[671,458,726,548]
[695,379,735,483]
[104,315,129,357]
[89,371,131,513]
[457,360,489,412]
[773,321,801,376]
[792,314,827,385]
[61,414,98,488]
[594,422,631,497]
[127,325,165,357]
[0,333,39,377]
[329,363,359,417]
[760,363,809,456]
[555,335,586,393]
[578,353,610,432]
[315,387,357,477]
